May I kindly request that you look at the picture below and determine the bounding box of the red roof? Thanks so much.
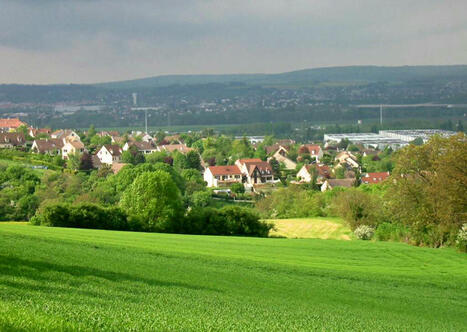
[0,118,26,129]
[238,158,262,163]
[103,144,122,156]
[362,172,390,184]
[301,144,322,155]
[306,164,331,178]
[208,165,242,176]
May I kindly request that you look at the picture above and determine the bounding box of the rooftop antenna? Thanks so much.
[380,104,383,126]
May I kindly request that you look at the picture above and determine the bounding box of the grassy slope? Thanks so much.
[0,224,466,331]
[268,217,352,240]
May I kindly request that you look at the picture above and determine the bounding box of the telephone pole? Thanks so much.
[145,109,148,134]
[380,104,383,126]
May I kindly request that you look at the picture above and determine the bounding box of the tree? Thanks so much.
[88,124,96,138]
[122,146,145,165]
[79,152,93,171]
[66,153,81,171]
[186,151,201,170]
[269,158,280,178]
[410,137,424,146]
[90,135,111,147]
[172,151,188,170]
[120,170,183,232]
[335,167,345,179]
[456,120,464,132]
[191,191,212,208]
[254,147,267,161]
[338,139,350,149]
[387,133,467,247]
[230,183,245,194]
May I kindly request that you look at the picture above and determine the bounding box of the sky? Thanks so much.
[1,0,467,84]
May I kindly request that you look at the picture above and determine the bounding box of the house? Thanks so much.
[31,139,64,155]
[28,128,51,138]
[335,151,360,169]
[268,145,296,170]
[51,129,80,142]
[299,144,323,162]
[141,133,153,143]
[276,139,295,146]
[158,144,193,154]
[297,164,332,184]
[235,158,276,185]
[0,133,26,148]
[321,178,356,191]
[62,140,86,159]
[123,141,158,154]
[163,134,182,144]
[0,118,27,132]
[97,145,123,165]
[204,165,243,187]
[97,130,120,137]
[361,172,390,184]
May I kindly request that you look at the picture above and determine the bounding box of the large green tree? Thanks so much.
[120,170,183,232]
[387,133,467,246]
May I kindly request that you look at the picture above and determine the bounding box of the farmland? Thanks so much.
[1,223,466,331]
[268,217,352,240]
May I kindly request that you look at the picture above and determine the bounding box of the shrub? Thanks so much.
[354,225,375,240]
[456,224,467,253]
[191,191,212,208]
[230,183,245,194]
[333,188,384,230]
[374,222,410,242]
[30,203,130,231]
[183,206,273,237]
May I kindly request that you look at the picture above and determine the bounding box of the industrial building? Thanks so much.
[323,129,456,149]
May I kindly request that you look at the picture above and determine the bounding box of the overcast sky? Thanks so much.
[1,0,466,84]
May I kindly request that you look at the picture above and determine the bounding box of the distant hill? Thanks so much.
[94,65,467,89]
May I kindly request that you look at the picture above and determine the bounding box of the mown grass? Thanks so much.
[0,223,466,331]
[268,217,352,240]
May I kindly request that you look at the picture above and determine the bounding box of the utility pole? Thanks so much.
[145,109,148,134]
[380,104,383,127]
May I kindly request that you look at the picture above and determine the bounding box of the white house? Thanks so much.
[0,133,26,149]
[51,129,80,142]
[62,140,86,159]
[204,165,243,188]
[321,178,356,192]
[299,144,323,162]
[31,138,64,155]
[97,144,123,165]
[269,146,296,170]
[335,151,359,169]
[297,164,332,184]
[123,141,158,154]
[235,158,276,185]
[157,144,193,154]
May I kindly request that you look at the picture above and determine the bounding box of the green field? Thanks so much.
[1,224,466,331]
[268,217,352,240]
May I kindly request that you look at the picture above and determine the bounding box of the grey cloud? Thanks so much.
[0,0,466,83]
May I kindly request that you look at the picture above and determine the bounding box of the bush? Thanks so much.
[354,225,375,240]
[230,182,245,194]
[30,203,131,231]
[374,222,410,242]
[183,206,273,237]
[456,224,467,253]
[191,191,212,208]
[333,188,384,230]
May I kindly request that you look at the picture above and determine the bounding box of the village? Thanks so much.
[2,116,454,196]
